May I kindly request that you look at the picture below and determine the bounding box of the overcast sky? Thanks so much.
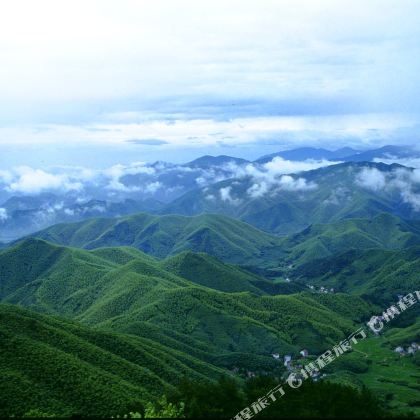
[1,0,420,167]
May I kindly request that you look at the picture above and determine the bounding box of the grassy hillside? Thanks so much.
[327,326,420,417]
[2,213,419,417]
[293,246,420,307]
[3,302,400,418]
[385,317,420,346]
[1,160,419,418]
[25,208,420,273]
[160,251,284,294]
[29,212,286,266]
[0,239,374,362]
[281,213,420,265]
[0,304,227,418]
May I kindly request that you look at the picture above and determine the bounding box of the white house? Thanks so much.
[407,346,416,355]
[299,349,309,358]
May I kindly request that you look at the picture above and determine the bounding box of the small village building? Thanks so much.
[407,346,416,355]
[284,355,292,366]
[299,349,309,358]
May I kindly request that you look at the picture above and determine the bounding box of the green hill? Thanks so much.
[0,304,227,418]
[160,251,282,294]
[385,317,420,347]
[326,324,420,417]
[24,208,420,271]
[4,304,404,418]
[29,212,286,266]
[293,246,420,307]
[1,160,419,418]
[0,238,373,360]
[2,214,419,417]
[281,213,420,265]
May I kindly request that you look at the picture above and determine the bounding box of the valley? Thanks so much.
[1,150,419,418]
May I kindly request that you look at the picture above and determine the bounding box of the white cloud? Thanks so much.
[0,0,419,160]
[0,170,13,185]
[264,157,339,175]
[1,0,419,111]
[53,202,64,211]
[323,187,351,206]
[1,114,417,150]
[196,177,207,187]
[0,159,247,199]
[356,167,420,211]
[0,208,8,221]
[144,181,162,193]
[393,168,420,211]
[226,158,320,198]
[116,162,155,176]
[103,162,155,191]
[7,167,83,194]
[247,181,270,198]
[219,186,241,205]
[84,205,107,213]
[400,188,420,211]
[355,168,387,191]
[106,179,141,193]
[219,186,232,202]
[276,175,317,192]
[246,174,317,198]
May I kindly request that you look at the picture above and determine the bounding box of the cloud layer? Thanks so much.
[0,154,337,199]
[356,167,420,211]
[1,0,420,167]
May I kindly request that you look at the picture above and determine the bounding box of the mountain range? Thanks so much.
[2,144,419,242]
[27,211,420,271]
[164,161,420,234]
[1,144,420,417]
[256,145,420,164]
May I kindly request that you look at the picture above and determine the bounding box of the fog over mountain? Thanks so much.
[2,2,420,418]
[1,145,420,242]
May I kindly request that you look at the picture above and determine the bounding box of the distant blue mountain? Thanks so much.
[340,145,419,162]
[255,145,419,164]
[185,155,250,167]
[255,147,359,163]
